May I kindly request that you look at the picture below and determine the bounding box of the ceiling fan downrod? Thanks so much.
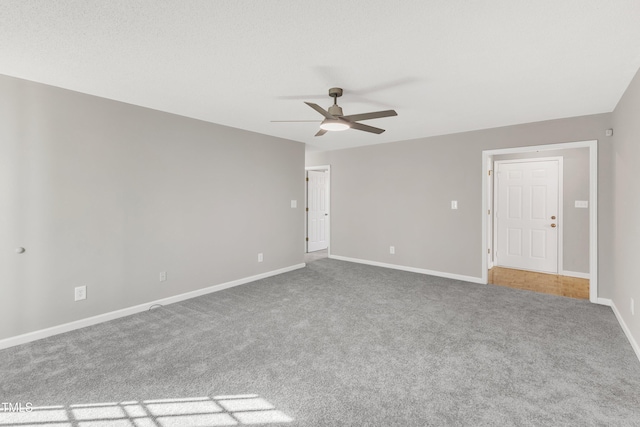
[327,87,344,117]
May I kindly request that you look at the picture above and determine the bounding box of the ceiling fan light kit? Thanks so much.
[319,119,350,131]
[276,87,398,137]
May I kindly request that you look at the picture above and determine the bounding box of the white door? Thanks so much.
[307,170,328,252]
[495,160,559,273]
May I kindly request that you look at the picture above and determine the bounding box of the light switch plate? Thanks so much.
[291,200,297,208]
[451,200,458,210]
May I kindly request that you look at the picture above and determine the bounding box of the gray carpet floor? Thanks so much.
[1,258,639,426]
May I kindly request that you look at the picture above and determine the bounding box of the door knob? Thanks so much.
[551,215,556,220]
[551,223,557,228]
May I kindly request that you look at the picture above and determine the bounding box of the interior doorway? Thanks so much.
[482,140,599,303]
[305,165,330,262]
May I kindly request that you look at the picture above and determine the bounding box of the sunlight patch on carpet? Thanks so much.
[0,394,293,426]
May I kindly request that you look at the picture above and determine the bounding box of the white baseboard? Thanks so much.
[0,263,306,351]
[561,270,590,279]
[596,298,612,306]
[610,300,640,363]
[329,255,485,284]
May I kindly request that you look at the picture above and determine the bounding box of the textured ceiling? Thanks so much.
[1,1,640,151]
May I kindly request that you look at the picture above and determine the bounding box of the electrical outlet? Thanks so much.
[632,298,635,316]
[258,253,264,262]
[74,286,86,301]
[291,200,297,208]
[159,272,167,282]
[451,200,458,209]
[389,246,395,255]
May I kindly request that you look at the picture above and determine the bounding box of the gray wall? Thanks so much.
[0,74,305,341]
[492,148,590,274]
[611,67,640,351]
[306,113,613,294]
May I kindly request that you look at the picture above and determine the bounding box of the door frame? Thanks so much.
[487,158,494,269]
[493,157,564,274]
[481,140,599,304]
[305,165,331,256]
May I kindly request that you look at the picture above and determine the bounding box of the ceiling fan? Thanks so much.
[274,87,398,137]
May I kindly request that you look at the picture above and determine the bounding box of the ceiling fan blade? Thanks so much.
[341,110,398,122]
[315,129,328,137]
[349,77,420,95]
[348,121,385,134]
[271,120,321,122]
[305,102,335,119]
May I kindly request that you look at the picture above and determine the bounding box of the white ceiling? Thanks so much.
[1,1,640,152]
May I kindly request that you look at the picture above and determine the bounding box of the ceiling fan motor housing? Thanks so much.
[328,105,344,116]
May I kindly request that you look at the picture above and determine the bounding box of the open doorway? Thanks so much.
[305,165,330,264]
[482,140,599,303]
